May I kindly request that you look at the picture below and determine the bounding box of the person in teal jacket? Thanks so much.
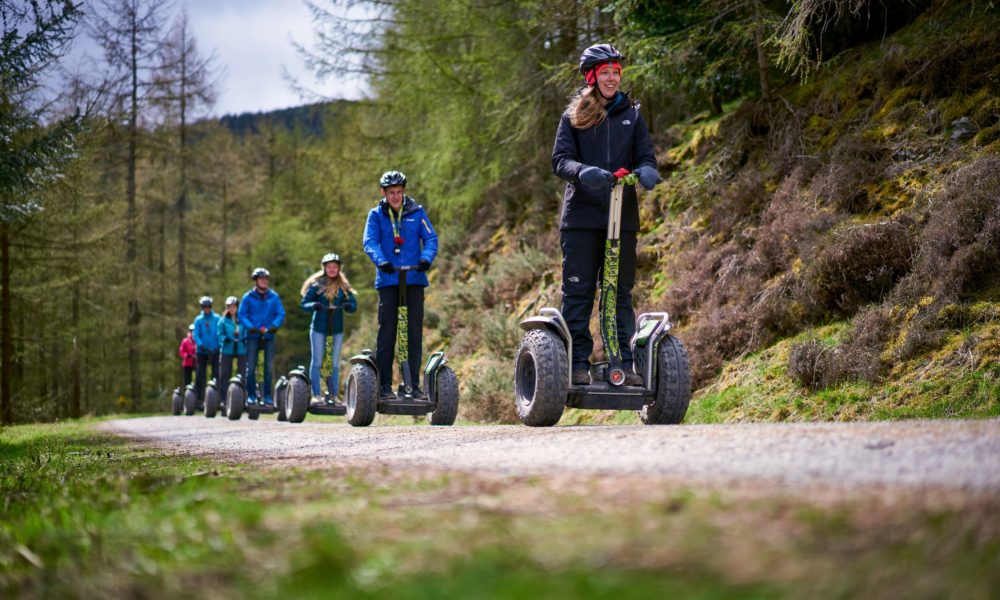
[300,253,358,403]
[192,296,221,406]
[217,296,247,389]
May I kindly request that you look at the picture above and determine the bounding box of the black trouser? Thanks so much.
[183,366,194,387]
[218,353,247,388]
[560,228,637,369]
[195,351,219,401]
[376,285,424,392]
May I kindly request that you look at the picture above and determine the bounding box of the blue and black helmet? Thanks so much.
[379,170,407,189]
[578,43,624,75]
[199,296,213,307]
[321,253,341,266]
[251,267,270,280]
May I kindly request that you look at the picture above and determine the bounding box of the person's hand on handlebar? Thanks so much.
[378,262,394,274]
[417,260,431,272]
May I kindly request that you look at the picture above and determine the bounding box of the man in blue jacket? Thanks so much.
[192,296,221,407]
[237,268,286,405]
[363,170,438,400]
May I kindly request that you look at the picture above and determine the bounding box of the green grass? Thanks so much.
[687,320,1000,424]
[3,420,998,598]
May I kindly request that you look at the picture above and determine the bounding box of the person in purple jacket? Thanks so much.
[237,267,285,405]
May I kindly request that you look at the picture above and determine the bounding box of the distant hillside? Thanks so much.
[218,101,350,138]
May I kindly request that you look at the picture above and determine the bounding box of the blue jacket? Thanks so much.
[301,282,358,334]
[552,91,656,232]
[192,311,221,353]
[363,196,438,289]
[237,288,285,340]
[217,314,247,356]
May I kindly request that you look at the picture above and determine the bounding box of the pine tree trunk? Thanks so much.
[176,45,188,334]
[1,223,12,424]
[754,0,771,103]
[127,16,142,409]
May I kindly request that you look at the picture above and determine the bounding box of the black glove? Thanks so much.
[635,165,660,191]
[312,302,324,311]
[578,166,614,192]
[417,260,431,272]
[378,262,394,274]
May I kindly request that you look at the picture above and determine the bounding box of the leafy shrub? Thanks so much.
[461,357,518,424]
[788,339,844,390]
[801,219,916,315]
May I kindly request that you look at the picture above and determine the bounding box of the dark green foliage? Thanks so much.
[0,1,81,222]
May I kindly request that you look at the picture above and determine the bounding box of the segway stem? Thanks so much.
[396,266,416,394]
[600,180,626,386]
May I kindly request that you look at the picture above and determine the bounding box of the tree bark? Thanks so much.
[754,0,771,103]
[127,9,142,408]
[1,223,12,424]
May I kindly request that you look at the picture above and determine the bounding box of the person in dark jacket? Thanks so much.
[300,253,358,403]
[237,268,285,405]
[363,170,439,400]
[551,43,660,386]
[179,324,197,386]
[217,296,247,389]
[192,296,221,405]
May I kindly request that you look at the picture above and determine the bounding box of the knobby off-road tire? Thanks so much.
[639,334,691,425]
[286,376,309,423]
[226,384,245,420]
[171,389,183,416]
[346,364,377,427]
[275,379,288,422]
[183,387,198,416]
[429,366,459,426]
[204,385,221,418]
[514,329,568,427]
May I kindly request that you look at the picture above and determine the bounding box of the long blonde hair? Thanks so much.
[567,85,608,130]
[300,268,356,301]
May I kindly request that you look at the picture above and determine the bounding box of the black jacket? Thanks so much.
[551,92,656,232]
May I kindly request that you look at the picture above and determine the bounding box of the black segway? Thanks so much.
[284,305,348,423]
[204,377,224,418]
[345,265,459,427]
[183,382,198,416]
[171,387,183,415]
[226,336,277,420]
[513,170,691,426]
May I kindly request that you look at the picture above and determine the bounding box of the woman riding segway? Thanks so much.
[551,43,660,386]
[300,253,358,405]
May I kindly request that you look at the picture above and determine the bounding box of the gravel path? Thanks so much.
[101,416,1000,494]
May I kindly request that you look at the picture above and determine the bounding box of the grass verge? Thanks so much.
[2,420,997,598]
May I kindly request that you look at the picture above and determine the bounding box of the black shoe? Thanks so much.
[379,387,395,401]
[571,368,591,385]
[624,371,644,386]
[412,387,428,400]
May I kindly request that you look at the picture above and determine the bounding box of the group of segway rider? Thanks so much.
[174,43,691,426]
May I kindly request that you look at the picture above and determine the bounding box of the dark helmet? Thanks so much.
[225,295,238,306]
[321,252,341,266]
[251,267,270,280]
[199,296,213,307]
[379,170,407,188]
[578,43,624,76]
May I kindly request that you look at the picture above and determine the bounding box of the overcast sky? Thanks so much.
[66,0,365,118]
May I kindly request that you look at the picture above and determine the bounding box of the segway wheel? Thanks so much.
[204,385,220,418]
[226,383,245,420]
[514,329,567,427]
[183,387,198,416]
[286,375,309,424]
[171,389,183,416]
[345,364,377,427]
[639,334,691,425]
[275,379,288,422]
[429,366,459,426]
